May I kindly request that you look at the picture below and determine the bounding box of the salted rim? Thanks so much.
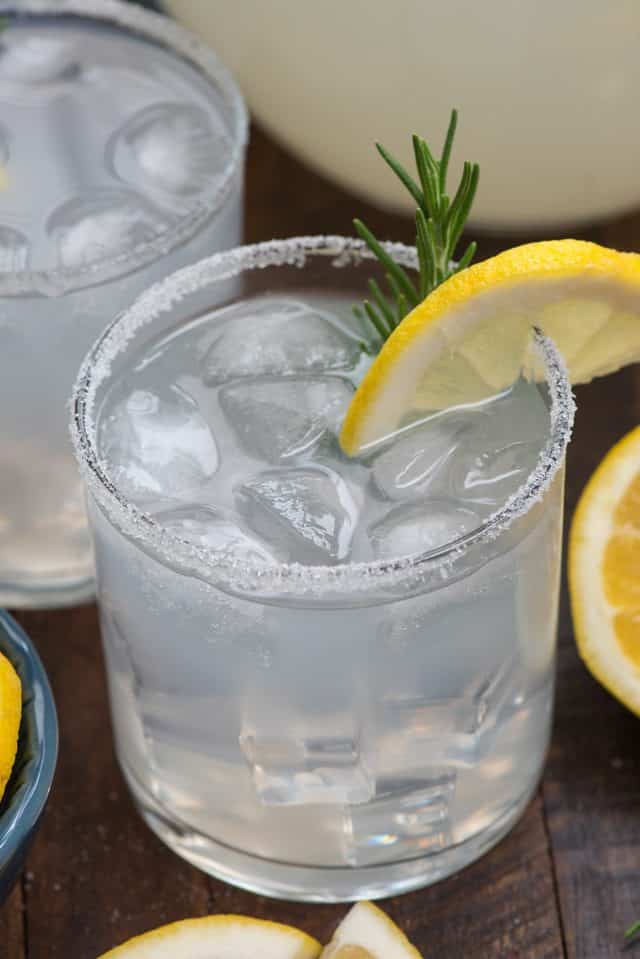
[0,0,248,297]
[70,235,575,600]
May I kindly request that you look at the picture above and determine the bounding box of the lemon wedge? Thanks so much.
[321,902,422,959]
[0,651,21,804]
[96,904,424,959]
[341,239,640,454]
[97,915,321,959]
[569,425,640,716]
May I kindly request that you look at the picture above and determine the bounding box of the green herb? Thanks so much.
[354,109,479,345]
[625,919,640,946]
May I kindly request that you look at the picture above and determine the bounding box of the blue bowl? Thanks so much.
[0,611,58,904]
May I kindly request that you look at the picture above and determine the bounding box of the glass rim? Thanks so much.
[70,235,575,599]
[0,0,248,297]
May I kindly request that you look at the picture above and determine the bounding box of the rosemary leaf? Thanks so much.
[368,278,396,334]
[449,164,480,251]
[423,142,442,217]
[385,270,406,315]
[353,303,381,344]
[455,240,477,272]
[415,223,431,299]
[375,142,424,212]
[445,161,472,234]
[424,216,441,280]
[354,218,419,306]
[413,136,439,217]
[439,109,458,191]
[396,292,409,323]
[362,300,390,341]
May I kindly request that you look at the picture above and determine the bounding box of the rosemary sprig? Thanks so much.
[355,109,479,345]
[625,919,640,947]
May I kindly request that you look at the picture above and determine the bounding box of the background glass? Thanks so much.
[0,0,247,607]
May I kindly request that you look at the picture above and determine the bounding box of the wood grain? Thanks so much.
[0,883,25,959]
[541,369,640,959]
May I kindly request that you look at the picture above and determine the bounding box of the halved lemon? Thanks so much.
[97,915,321,959]
[321,902,422,958]
[340,239,640,454]
[569,425,640,716]
[0,650,21,803]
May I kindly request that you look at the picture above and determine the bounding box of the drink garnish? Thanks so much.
[341,119,640,456]
[340,236,640,455]
[354,109,479,344]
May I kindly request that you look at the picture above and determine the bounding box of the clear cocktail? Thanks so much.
[0,0,246,606]
[72,237,573,901]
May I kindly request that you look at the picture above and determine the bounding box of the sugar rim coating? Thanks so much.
[0,0,248,296]
[71,236,575,601]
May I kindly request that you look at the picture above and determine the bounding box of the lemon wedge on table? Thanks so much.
[97,903,424,959]
[569,426,640,716]
[340,239,640,454]
[97,915,321,958]
[0,651,21,804]
[321,901,423,958]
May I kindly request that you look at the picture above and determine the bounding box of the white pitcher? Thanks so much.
[166,0,640,230]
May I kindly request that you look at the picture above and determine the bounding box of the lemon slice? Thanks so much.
[341,239,640,454]
[0,651,21,803]
[569,425,640,716]
[98,915,321,958]
[321,902,422,958]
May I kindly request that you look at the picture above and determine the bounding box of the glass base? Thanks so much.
[0,573,95,610]
[123,764,538,902]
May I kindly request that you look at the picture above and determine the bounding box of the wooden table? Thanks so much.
[2,125,639,959]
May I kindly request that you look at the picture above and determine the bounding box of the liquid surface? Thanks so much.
[97,293,551,567]
[0,16,233,274]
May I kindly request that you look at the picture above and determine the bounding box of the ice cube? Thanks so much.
[236,466,359,564]
[107,102,231,198]
[99,385,218,498]
[240,731,374,806]
[152,504,276,564]
[201,297,362,384]
[0,35,78,84]
[48,189,170,269]
[372,657,520,775]
[345,773,455,866]
[219,376,354,464]
[453,440,540,508]
[464,657,518,737]
[372,416,469,502]
[369,500,480,559]
[0,226,29,271]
